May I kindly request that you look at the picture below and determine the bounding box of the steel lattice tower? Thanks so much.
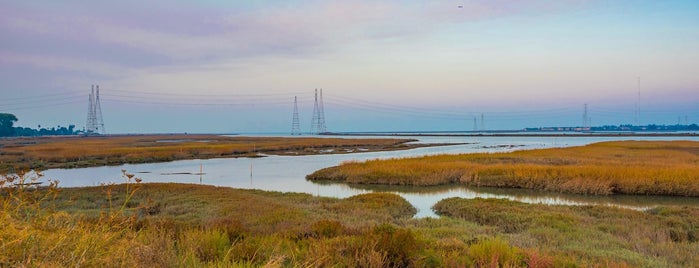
[310,89,320,134]
[318,88,326,133]
[480,113,485,131]
[86,85,96,134]
[86,85,105,135]
[291,96,301,135]
[309,88,328,134]
[582,103,589,128]
[95,85,105,134]
[86,85,94,133]
[635,77,641,126]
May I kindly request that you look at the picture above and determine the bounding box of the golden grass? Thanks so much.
[0,134,417,172]
[3,170,699,267]
[1,170,419,267]
[307,140,699,196]
[432,197,699,267]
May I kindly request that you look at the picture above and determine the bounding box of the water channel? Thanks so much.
[44,135,699,217]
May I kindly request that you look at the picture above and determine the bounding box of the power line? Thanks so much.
[0,92,83,103]
[107,88,308,98]
[326,99,581,122]
[0,95,84,107]
[325,95,578,120]
[100,97,294,107]
[0,99,84,111]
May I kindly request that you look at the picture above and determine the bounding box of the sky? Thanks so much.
[1,0,698,133]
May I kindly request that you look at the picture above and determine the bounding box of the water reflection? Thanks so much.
[338,183,699,217]
[42,135,699,218]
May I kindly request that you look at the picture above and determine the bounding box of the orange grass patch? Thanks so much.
[0,135,415,171]
[307,141,699,196]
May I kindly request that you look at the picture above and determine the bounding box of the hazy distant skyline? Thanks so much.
[1,1,698,133]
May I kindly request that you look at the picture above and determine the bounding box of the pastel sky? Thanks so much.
[1,0,698,133]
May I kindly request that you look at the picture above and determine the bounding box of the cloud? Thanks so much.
[0,0,597,71]
[0,51,128,76]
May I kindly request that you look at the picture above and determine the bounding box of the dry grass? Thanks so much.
[432,197,699,267]
[0,134,417,172]
[3,170,699,267]
[1,170,420,267]
[307,140,699,196]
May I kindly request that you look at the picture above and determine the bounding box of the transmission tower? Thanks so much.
[634,77,641,126]
[291,96,301,135]
[86,85,105,135]
[95,85,105,134]
[582,103,589,129]
[480,113,485,131]
[86,85,94,133]
[310,89,320,134]
[318,88,327,133]
[309,88,328,134]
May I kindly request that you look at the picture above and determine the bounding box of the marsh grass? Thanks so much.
[4,169,698,267]
[308,140,699,196]
[1,170,432,267]
[0,135,417,172]
[433,197,699,267]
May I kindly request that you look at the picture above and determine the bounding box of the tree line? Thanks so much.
[0,113,79,137]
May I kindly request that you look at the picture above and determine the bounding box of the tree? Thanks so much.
[0,113,18,137]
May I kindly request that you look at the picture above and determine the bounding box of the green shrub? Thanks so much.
[371,224,420,267]
[468,237,523,267]
[180,229,231,262]
[311,219,345,238]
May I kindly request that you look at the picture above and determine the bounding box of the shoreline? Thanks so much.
[323,132,699,137]
[0,134,456,171]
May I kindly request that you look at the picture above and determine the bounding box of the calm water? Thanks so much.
[44,135,699,217]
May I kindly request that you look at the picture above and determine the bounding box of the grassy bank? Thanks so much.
[307,140,699,196]
[3,171,699,266]
[432,197,699,267]
[0,135,420,172]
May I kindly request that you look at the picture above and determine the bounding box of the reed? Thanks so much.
[3,170,698,266]
[307,140,699,196]
[0,135,417,172]
[432,197,699,267]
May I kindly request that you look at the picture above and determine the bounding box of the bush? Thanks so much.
[468,237,523,267]
[311,219,345,238]
[180,229,231,262]
[371,224,420,267]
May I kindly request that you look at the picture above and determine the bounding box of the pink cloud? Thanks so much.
[0,0,600,72]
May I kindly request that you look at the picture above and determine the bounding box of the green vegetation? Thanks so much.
[0,113,18,136]
[5,140,699,266]
[3,170,422,267]
[0,112,78,137]
[433,197,699,267]
[308,140,699,196]
[3,170,699,267]
[0,135,422,172]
